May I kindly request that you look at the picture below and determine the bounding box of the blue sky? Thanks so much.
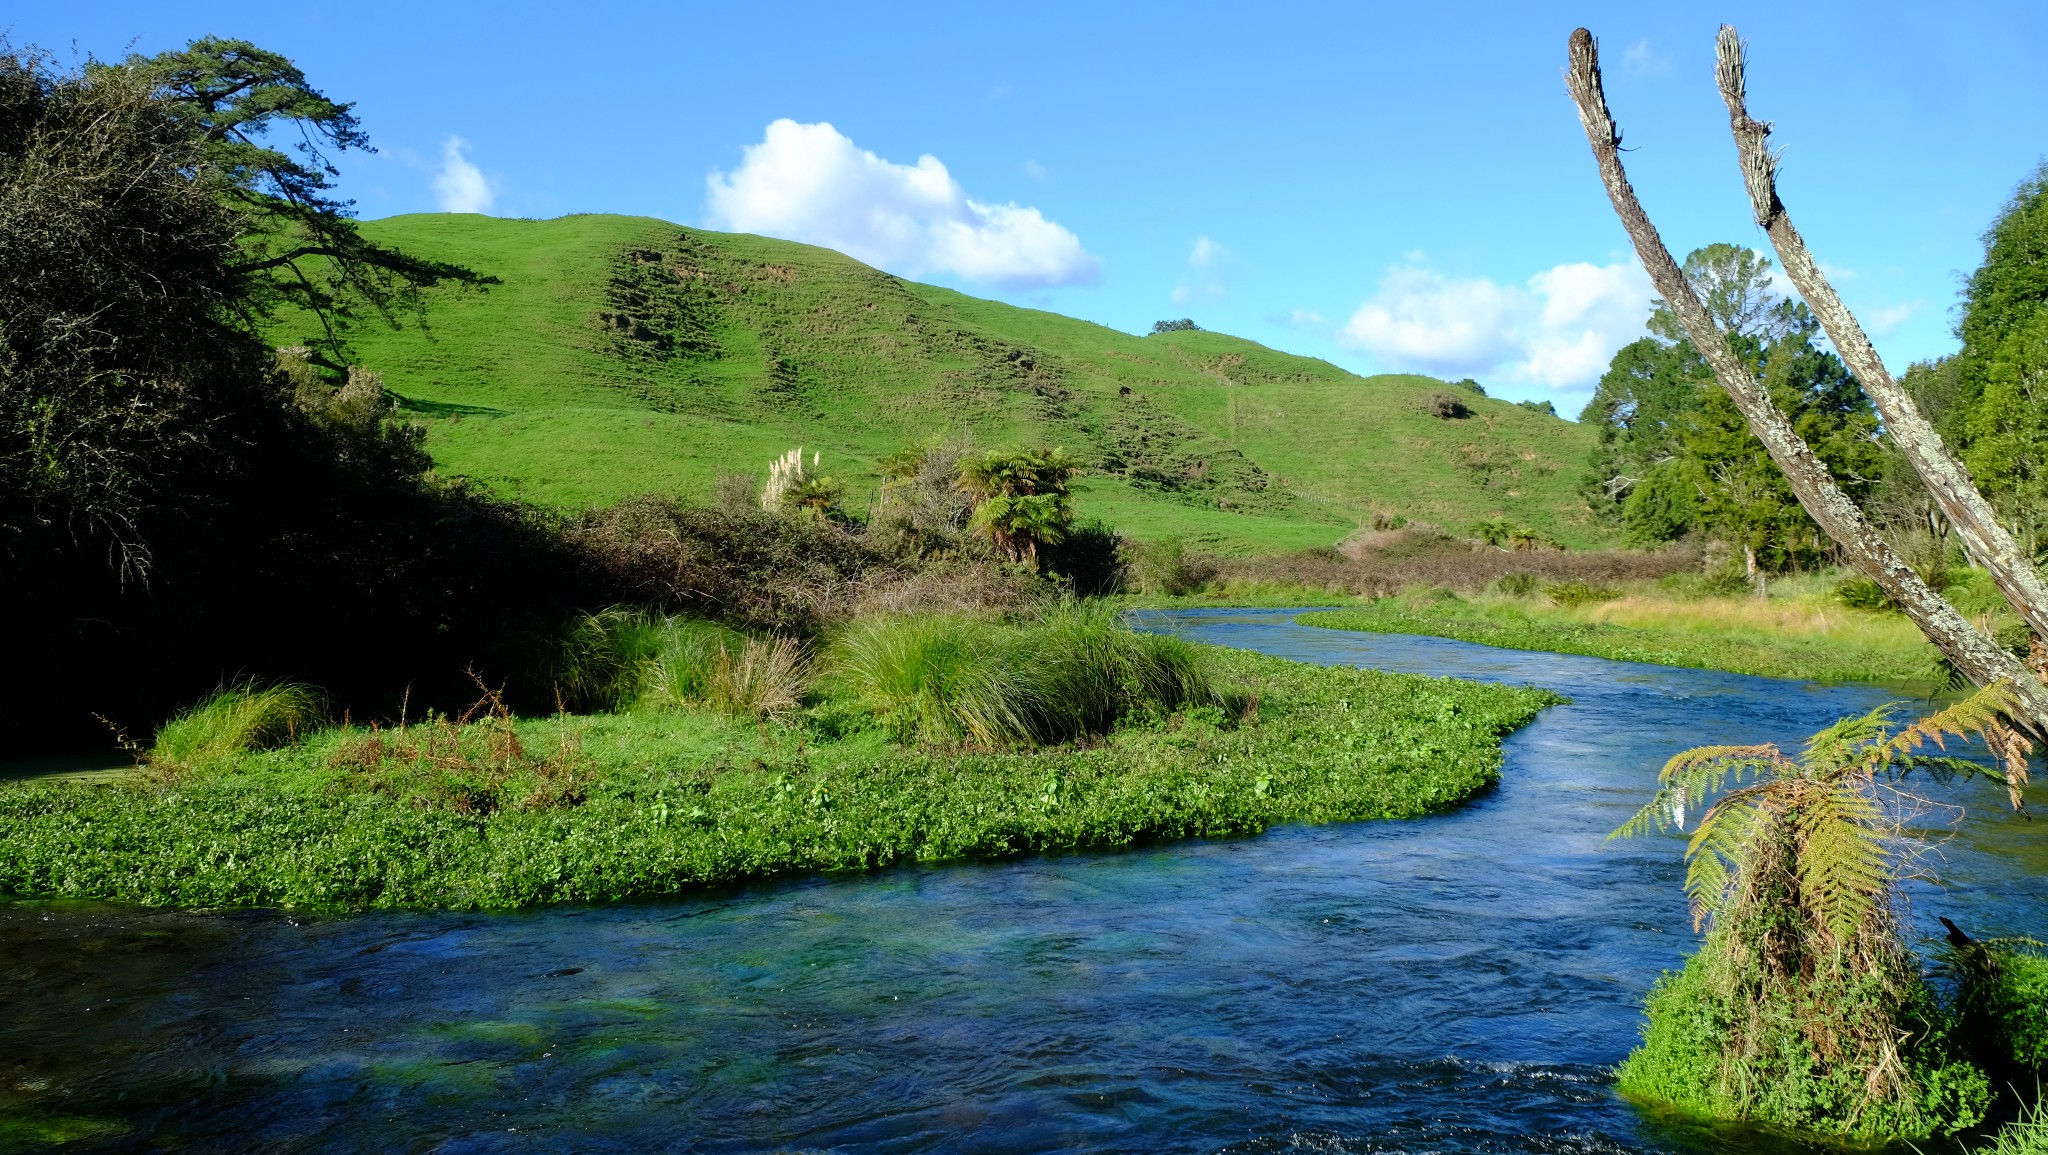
[23,2,2048,413]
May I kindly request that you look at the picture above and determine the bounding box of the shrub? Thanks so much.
[1833,575,1893,611]
[1424,391,1470,419]
[1951,938,2048,1075]
[1617,941,1987,1140]
[1545,579,1621,608]
[1493,573,1540,597]
[150,682,324,771]
[1148,318,1200,334]
[327,690,591,815]
[1126,537,1217,596]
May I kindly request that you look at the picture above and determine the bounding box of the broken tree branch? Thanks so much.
[1714,25,2048,651]
[1563,27,2048,761]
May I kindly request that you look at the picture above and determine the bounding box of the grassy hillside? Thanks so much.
[277,214,1602,553]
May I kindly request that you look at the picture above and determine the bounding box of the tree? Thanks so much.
[1646,243,1813,346]
[955,448,1082,565]
[1564,26,2048,756]
[112,37,488,356]
[1148,318,1200,335]
[1581,245,1881,565]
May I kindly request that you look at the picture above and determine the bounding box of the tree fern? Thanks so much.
[1612,681,2028,1135]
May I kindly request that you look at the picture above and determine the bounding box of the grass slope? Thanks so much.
[278,214,1602,553]
[0,650,1560,911]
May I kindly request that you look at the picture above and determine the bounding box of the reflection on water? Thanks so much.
[1,609,2039,1152]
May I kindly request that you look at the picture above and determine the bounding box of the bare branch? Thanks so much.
[1714,25,2048,650]
[1563,28,2048,744]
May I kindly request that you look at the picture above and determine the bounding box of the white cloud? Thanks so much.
[1863,301,1921,336]
[1622,37,1666,75]
[1338,258,1654,390]
[1173,235,1229,304]
[432,137,496,214]
[706,119,1098,288]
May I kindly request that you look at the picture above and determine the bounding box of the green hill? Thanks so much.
[278,214,1602,553]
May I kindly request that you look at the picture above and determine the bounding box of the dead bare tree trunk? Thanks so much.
[1562,28,2048,762]
[1713,26,2048,650]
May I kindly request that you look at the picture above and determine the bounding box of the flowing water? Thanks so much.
[2,608,2042,1153]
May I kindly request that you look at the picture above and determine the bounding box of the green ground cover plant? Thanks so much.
[0,644,1559,912]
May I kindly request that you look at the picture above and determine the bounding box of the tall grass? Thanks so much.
[826,604,1231,748]
[625,612,808,719]
[149,681,324,771]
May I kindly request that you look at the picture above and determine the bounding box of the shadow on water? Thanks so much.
[0,608,2040,1152]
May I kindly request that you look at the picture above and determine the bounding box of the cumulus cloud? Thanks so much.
[432,137,496,214]
[706,120,1098,288]
[1338,258,1654,390]
[1172,235,1230,304]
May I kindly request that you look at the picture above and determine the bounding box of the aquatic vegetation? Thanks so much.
[148,681,325,773]
[1610,684,2033,1140]
[0,648,1560,911]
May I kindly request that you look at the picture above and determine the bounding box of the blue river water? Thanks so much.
[1,608,2041,1153]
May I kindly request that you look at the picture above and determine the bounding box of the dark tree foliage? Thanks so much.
[0,44,534,744]
[1148,318,1201,335]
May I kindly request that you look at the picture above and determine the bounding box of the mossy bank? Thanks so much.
[0,649,1560,912]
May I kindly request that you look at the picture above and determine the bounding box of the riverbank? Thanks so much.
[0,648,1559,912]
[1296,581,1942,686]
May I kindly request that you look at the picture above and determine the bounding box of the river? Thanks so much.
[2,608,2041,1152]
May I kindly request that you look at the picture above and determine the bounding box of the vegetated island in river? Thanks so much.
[0,639,1559,913]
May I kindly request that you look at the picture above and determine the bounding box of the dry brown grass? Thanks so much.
[326,681,593,815]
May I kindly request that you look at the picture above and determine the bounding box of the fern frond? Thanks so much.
[1793,780,1889,949]
[1801,705,1898,779]
[1610,744,1787,840]
[1683,796,1759,930]
[1877,680,2033,811]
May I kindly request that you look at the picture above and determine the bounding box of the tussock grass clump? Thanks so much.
[1983,1099,2048,1155]
[827,605,1234,748]
[149,682,324,772]
[535,608,811,719]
